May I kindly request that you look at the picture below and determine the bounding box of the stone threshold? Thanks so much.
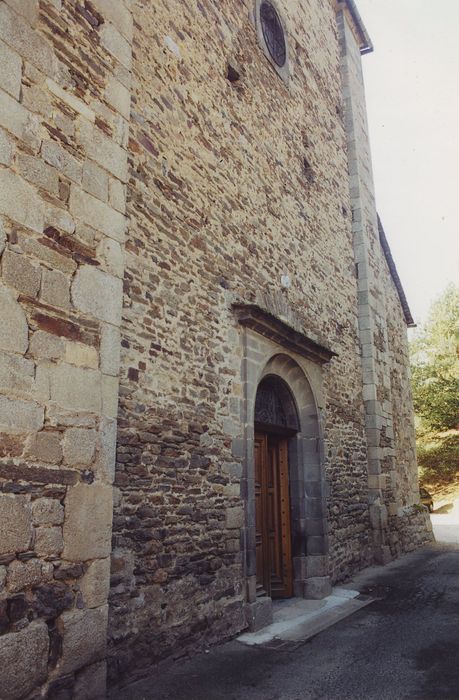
[237,588,373,646]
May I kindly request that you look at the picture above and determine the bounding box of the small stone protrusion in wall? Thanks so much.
[226,63,241,83]
[303,157,315,185]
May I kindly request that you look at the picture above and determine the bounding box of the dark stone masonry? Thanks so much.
[0,0,431,696]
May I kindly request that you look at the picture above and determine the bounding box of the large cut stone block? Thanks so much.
[96,417,116,482]
[102,374,119,418]
[0,395,44,434]
[0,285,29,354]
[3,0,39,27]
[35,526,64,557]
[0,167,44,232]
[62,428,96,466]
[99,23,131,69]
[245,596,272,632]
[47,364,101,413]
[63,483,112,561]
[226,506,244,529]
[105,74,131,120]
[40,268,70,308]
[0,39,22,99]
[305,555,329,578]
[0,126,13,166]
[100,323,121,376]
[41,139,82,184]
[0,621,49,699]
[80,557,110,608]
[0,89,28,141]
[369,503,389,530]
[303,576,332,600]
[71,265,123,325]
[0,2,55,76]
[58,606,108,675]
[0,494,32,555]
[25,430,62,463]
[91,0,133,40]
[76,121,128,183]
[7,558,50,593]
[69,186,126,242]
[18,152,59,194]
[32,497,64,526]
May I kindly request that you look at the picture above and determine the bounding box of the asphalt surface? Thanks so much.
[113,544,459,700]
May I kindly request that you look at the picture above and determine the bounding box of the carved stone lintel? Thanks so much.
[232,302,337,365]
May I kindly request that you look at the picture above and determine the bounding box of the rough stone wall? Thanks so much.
[109,0,371,684]
[385,265,418,508]
[0,0,132,696]
[383,255,433,554]
[0,0,431,694]
[338,6,431,563]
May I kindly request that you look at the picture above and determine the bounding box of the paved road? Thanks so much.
[113,544,459,700]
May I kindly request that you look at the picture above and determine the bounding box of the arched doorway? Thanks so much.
[254,375,300,598]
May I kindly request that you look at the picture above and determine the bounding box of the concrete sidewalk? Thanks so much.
[237,588,372,647]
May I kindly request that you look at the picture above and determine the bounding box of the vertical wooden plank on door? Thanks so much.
[254,433,267,595]
[278,438,293,597]
[267,437,283,595]
[254,432,293,599]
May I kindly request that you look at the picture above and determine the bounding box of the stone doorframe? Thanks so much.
[232,303,336,631]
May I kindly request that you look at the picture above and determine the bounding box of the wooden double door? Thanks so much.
[255,431,293,599]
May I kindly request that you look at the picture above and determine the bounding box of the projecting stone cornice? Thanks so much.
[232,302,337,365]
[335,0,373,55]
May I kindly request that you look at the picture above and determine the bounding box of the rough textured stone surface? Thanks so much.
[2,249,41,297]
[0,495,32,555]
[0,396,44,433]
[72,266,123,325]
[47,364,102,412]
[65,342,99,369]
[0,168,44,233]
[74,660,107,700]
[0,38,22,99]
[80,558,110,608]
[0,0,430,696]
[58,606,108,675]
[100,324,121,377]
[0,286,29,354]
[26,430,62,463]
[63,484,113,561]
[40,268,70,308]
[0,127,13,166]
[62,428,96,467]
[106,0,431,686]
[35,526,64,557]
[0,621,49,699]
[32,497,64,526]
[0,0,129,694]
[7,558,49,593]
[29,330,64,360]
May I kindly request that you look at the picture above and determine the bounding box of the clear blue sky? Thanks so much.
[356,0,459,326]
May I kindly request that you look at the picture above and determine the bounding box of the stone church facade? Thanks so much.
[0,0,431,697]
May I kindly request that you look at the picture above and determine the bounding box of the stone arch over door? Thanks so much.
[244,353,331,630]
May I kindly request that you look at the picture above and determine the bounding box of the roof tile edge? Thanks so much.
[377,216,416,328]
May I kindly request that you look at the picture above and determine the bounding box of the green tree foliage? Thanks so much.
[416,430,459,485]
[410,284,459,432]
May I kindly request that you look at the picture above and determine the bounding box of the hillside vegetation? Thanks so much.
[410,285,459,494]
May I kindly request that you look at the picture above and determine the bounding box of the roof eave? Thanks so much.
[377,216,416,328]
[344,0,374,55]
